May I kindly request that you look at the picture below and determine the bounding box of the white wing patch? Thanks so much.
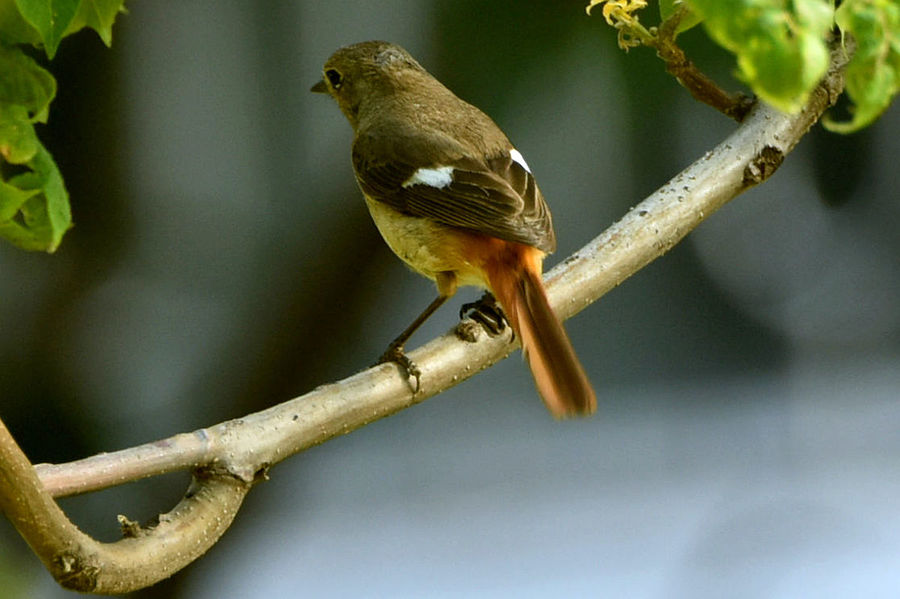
[509,148,531,173]
[402,165,454,189]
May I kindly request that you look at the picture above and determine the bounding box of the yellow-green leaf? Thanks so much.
[825,0,900,132]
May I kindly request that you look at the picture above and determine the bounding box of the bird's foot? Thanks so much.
[377,342,421,393]
[459,292,508,337]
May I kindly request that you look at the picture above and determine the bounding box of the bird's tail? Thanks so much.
[485,245,597,418]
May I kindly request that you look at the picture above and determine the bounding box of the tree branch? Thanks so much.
[1,419,250,593]
[1,41,848,593]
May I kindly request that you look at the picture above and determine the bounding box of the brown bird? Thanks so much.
[313,41,595,417]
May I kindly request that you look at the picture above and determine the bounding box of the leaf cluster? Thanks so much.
[589,0,899,132]
[0,0,125,252]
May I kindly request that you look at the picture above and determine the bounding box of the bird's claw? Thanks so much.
[377,343,422,393]
[459,292,508,337]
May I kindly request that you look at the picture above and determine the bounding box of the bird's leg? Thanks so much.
[459,291,508,337]
[378,272,456,392]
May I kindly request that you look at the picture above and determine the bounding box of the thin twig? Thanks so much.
[651,5,755,121]
[594,2,755,121]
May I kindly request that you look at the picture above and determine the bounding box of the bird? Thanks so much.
[312,41,595,418]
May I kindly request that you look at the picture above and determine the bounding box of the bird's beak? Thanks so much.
[310,79,328,93]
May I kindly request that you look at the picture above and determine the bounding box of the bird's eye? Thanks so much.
[325,69,343,89]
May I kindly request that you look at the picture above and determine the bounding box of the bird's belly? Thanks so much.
[364,197,487,288]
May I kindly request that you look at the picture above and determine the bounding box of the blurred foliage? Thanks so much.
[689,0,833,113]
[588,0,899,131]
[0,0,125,252]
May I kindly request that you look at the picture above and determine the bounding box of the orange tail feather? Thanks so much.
[485,245,597,418]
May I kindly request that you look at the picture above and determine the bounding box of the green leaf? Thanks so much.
[0,1,124,253]
[687,0,834,113]
[0,103,40,163]
[0,141,71,252]
[825,0,900,132]
[0,0,43,45]
[0,193,56,250]
[0,43,56,122]
[0,176,40,221]
[68,0,125,46]
[659,0,703,35]
[14,0,82,59]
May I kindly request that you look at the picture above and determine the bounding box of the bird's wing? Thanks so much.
[352,133,556,253]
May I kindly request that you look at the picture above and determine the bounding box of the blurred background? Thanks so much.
[2,1,899,597]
